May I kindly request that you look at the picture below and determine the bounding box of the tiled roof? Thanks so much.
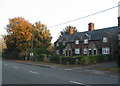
[55,26,118,43]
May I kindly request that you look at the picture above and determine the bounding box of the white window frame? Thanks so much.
[102,48,110,54]
[63,41,66,45]
[62,49,65,54]
[84,48,88,54]
[75,48,80,54]
[84,39,88,44]
[56,50,59,55]
[56,43,59,46]
[75,40,79,45]
[103,37,108,43]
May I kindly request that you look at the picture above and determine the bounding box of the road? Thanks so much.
[2,60,119,85]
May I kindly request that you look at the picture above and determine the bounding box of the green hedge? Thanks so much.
[61,57,76,65]
[49,54,112,65]
[79,54,112,65]
[49,54,60,64]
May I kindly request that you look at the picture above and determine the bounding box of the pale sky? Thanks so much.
[0,0,119,43]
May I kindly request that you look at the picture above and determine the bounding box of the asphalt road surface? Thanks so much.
[2,60,119,85]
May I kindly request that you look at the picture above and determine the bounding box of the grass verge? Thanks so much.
[96,67,120,72]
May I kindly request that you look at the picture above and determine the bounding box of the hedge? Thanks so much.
[49,54,112,65]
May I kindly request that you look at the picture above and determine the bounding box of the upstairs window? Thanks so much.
[75,40,79,45]
[103,37,108,43]
[56,43,59,46]
[75,48,80,54]
[84,39,88,44]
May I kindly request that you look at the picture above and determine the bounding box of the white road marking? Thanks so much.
[13,66,18,69]
[70,81,90,86]
[65,69,72,71]
[29,71,39,75]
[4,64,8,66]
[70,81,84,85]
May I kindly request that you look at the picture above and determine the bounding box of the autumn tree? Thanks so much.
[3,17,52,60]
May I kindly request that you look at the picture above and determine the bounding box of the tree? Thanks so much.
[33,21,52,48]
[5,17,33,52]
[4,17,52,60]
[59,26,78,38]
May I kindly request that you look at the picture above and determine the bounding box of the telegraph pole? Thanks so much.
[30,26,34,60]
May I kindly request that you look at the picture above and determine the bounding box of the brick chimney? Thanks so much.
[69,26,74,35]
[88,23,94,31]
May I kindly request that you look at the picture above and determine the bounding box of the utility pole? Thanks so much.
[30,26,34,60]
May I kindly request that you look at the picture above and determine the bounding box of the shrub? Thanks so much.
[49,54,60,64]
[81,56,90,65]
[61,57,76,65]
[105,54,112,61]
[87,55,96,64]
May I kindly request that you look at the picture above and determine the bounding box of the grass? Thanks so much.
[96,67,120,72]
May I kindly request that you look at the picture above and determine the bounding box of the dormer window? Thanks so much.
[75,40,79,45]
[56,43,59,46]
[103,37,108,43]
[84,39,88,44]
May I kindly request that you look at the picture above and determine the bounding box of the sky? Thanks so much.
[0,0,119,43]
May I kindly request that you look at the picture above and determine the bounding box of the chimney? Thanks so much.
[88,23,94,31]
[69,26,74,35]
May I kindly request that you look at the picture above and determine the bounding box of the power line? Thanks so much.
[49,5,120,28]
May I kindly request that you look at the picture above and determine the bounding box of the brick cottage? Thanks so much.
[54,21,119,58]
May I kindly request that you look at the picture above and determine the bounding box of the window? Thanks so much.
[84,48,88,54]
[103,37,108,43]
[56,43,59,46]
[63,41,66,45]
[75,40,79,45]
[75,48,80,54]
[84,39,88,44]
[102,48,110,54]
[62,49,65,54]
[56,50,59,55]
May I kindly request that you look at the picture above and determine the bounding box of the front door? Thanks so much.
[89,50,92,55]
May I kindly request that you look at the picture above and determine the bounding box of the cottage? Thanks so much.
[54,23,119,58]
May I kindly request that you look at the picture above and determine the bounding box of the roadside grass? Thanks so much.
[96,67,120,72]
[33,61,80,67]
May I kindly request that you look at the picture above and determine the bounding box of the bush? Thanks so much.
[87,55,96,64]
[106,54,112,61]
[49,54,60,64]
[95,54,107,62]
[61,57,76,65]
[81,56,90,65]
